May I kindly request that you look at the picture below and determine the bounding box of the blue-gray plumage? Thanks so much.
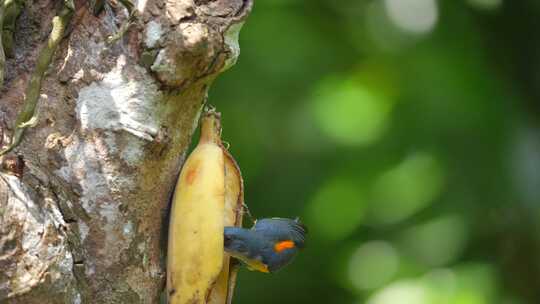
[224,218,307,273]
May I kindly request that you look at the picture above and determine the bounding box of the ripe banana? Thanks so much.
[167,108,244,304]
[207,147,244,304]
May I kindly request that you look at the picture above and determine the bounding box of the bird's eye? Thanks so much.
[224,235,233,247]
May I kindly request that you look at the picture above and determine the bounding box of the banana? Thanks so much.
[167,108,244,304]
[207,147,244,304]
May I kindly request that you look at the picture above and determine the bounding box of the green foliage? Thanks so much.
[212,1,540,303]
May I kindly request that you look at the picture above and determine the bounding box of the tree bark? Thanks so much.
[0,0,252,302]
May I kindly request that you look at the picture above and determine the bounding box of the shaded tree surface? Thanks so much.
[0,0,251,303]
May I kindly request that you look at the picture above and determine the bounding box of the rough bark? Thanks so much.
[0,0,252,302]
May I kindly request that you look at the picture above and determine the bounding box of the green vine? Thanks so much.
[0,0,5,89]
[0,0,74,156]
[3,0,25,58]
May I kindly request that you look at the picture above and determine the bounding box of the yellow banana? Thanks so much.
[208,148,244,304]
[167,108,244,304]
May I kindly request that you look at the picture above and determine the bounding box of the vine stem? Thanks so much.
[0,0,5,89]
[0,0,74,156]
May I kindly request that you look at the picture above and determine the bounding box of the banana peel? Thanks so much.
[207,146,244,304]
[167,108,244,304]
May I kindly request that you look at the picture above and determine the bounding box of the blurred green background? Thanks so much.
[210,0,540,303]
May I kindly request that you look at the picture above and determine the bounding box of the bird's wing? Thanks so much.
[253,218,307,248]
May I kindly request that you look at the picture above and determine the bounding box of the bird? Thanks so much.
[223,217,307,273]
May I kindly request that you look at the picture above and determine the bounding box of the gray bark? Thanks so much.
[0,0,251,302]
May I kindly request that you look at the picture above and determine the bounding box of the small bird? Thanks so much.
[224,218,307,273]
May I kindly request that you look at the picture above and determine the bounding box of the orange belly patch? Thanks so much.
[274,240,295,253]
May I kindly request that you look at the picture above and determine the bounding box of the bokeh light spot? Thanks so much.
[348,241,399,290]
[424,264,497,304]
[453,264,497,304]
[365,1,410,52]
[367,265,497,304]
[312,77,391,146]
[307,178,365,241]
[367,280,429,304]
[384,0,438,35]
[422,268,458,302]
[399,215,467,266]
[368,152,445,225]
[511,127,540,206]
[466,0,502,11]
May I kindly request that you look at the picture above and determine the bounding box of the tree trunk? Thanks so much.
[0,0,251,302]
